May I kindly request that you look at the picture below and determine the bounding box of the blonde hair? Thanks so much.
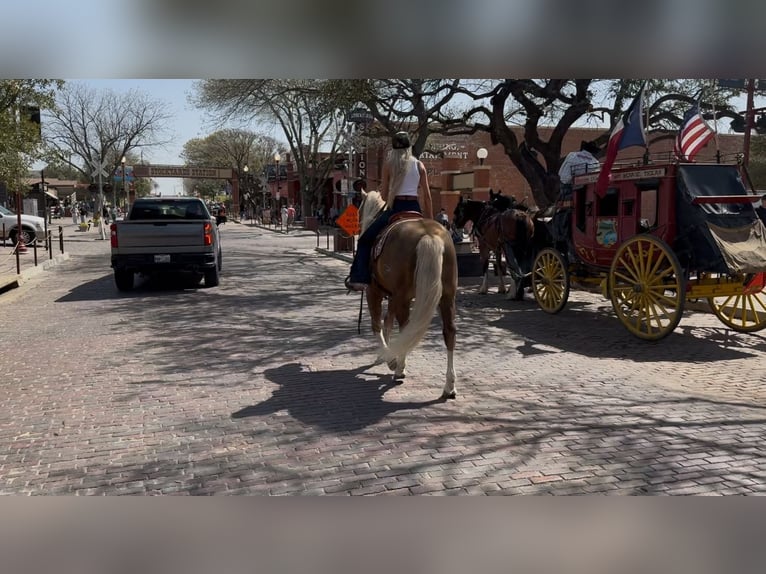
[385,147,414,209]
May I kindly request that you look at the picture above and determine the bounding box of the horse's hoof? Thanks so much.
[441,391,457,400]
[393,375,405,385]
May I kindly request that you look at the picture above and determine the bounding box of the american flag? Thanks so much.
[675,103,714,161]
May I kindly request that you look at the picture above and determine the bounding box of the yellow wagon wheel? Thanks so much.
[708,274,766,332]
[609,235,685,341]
[532,248,570,314]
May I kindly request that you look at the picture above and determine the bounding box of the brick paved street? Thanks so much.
[2,221,766,495]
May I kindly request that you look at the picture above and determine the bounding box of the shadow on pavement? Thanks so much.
[231,362,446,433]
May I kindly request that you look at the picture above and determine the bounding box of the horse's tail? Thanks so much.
[383,233,445,362]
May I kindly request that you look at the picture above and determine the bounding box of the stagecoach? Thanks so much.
[531,161,766,340]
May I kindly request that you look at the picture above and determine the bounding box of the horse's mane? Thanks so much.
[359,190,385,232]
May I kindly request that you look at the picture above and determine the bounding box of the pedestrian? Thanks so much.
[436,208,450,228]
[287,204,295,230]
[345,131,434,291]
[72,203,79,225]
[281,204,289,233]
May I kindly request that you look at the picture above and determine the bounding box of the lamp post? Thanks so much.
[274,152,281,207]
[121,156,126,215]
[243,164,251,222]
[476,147,488,166]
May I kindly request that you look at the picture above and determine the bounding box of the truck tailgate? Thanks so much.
[116,221,207,250]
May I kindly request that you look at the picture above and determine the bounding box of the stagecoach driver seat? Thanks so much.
[344,131,434,292]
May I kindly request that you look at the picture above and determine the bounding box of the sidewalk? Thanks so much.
[0,219,106,294]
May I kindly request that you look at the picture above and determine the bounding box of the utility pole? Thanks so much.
[743,78,756,169]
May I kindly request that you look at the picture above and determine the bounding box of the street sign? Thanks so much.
[336,204,360,235]
[718,79,747,90]
[90,157,109,179]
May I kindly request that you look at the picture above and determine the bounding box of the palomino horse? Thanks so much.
[453,193,535,300]
[357,190,459,400]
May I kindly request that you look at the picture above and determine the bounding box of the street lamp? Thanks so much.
[476,147,488,166]
[121,156,126,214]
[274,152,281,207]
[243,164,251,222]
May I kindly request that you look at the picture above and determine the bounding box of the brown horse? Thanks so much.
[358,190,459,399]
[453,194,535,300]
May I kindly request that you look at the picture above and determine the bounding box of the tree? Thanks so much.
[440,79,738,209]
[44,82,173,198]
[180,129,280,207]
[0,80,61,200]
[193,79,347,216]
[323,79,472,157]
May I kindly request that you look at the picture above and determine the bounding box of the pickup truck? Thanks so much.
[110,197,222,291]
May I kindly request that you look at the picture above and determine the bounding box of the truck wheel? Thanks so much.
[204,266,219,288]
[114,270,134,291]
[9,228,35,245]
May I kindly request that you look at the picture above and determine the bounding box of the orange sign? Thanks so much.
[336,205,360,235]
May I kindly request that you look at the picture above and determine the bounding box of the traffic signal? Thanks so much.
[21,105,41,137]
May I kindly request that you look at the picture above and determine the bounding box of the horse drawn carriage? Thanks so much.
[531,161,766,340]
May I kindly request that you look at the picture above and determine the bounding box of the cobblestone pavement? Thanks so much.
[2,221,766,495]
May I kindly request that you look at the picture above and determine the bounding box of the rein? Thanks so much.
[357,289,364,334]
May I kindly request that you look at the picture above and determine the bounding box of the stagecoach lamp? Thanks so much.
[476,148,488,166]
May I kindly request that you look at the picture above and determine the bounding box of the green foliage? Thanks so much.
[0,79,61,194]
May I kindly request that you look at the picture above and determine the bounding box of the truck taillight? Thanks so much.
[110,223,118,248]
[203,222,212,246]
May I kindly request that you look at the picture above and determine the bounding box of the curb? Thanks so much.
[0,252,70,294]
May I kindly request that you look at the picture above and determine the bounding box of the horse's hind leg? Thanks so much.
[439,294,457,399]
[389,297,410,380]
[367,289,388,357]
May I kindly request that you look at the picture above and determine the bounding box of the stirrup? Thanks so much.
[344,275,367,293]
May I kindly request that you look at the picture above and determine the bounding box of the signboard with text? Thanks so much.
[336,204,360,235]
[132,164,234,179]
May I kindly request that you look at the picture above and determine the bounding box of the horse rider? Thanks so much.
[345,131,434,292]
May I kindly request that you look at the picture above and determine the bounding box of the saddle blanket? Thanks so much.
[372,213,422,261]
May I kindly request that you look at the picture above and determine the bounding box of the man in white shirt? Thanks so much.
[558,140,601,195]
[554,140,600,261]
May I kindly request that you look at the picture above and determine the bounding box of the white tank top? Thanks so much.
[391,158,420,198]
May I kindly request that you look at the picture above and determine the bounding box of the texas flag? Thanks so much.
[595,84,647,197]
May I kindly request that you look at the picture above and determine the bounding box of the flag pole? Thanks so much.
[710,80,720,163]
[643,87,650,165]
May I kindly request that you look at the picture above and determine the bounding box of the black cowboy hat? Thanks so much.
[580,140,600,155]
[392,131,411,149]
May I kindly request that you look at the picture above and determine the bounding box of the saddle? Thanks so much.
[372,211,422,261]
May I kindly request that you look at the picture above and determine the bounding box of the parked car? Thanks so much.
[0,205,46,245]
